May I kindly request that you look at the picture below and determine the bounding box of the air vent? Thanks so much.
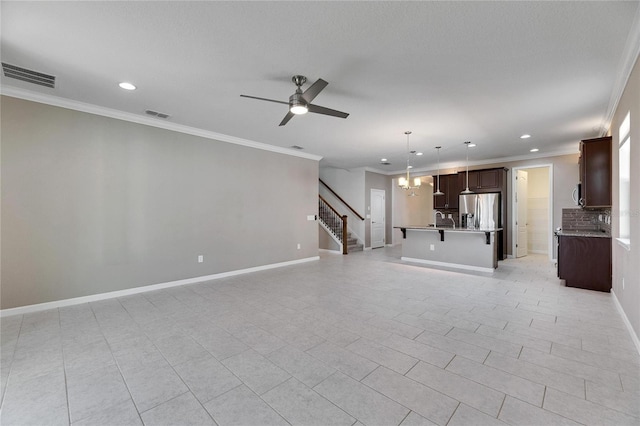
[145,110,171,119]
[291,145,304,150]
[2,63,55,88]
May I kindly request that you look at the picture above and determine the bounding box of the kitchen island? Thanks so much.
[397,226,501,273]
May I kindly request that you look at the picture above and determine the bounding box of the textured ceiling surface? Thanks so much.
[2,1,639,173]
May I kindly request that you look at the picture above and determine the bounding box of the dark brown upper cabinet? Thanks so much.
[579,136,612,208]
[459,168,504,192]
[432,174,460,210]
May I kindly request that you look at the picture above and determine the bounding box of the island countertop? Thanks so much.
[395,226,503,233]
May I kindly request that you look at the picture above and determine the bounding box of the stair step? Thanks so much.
[348,244,363,252]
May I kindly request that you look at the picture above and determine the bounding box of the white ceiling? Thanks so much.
[2,1,639,174]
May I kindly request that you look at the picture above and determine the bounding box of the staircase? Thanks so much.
[345,232,363,252]
[319,196,363,254]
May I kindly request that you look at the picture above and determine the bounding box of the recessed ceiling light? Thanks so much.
[381,158,387,162]
[407,165,413,169]
[119,82,136,90]
[468,143,477,148]
[530,148,539,152]
[416,152,423,156]
[520,134,531,139]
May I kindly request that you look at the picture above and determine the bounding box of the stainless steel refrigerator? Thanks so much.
[459,193,500,230]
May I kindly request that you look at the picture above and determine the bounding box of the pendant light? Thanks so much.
[434,146,444,196]
[461,141,474,194]
[398,131,421,195]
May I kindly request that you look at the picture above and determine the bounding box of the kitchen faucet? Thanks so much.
[448,214,456,229]
[434,210,445,227]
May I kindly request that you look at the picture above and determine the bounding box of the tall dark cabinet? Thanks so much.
[433,174,460,210]
[460,168,508,261]
[579,136,612,208]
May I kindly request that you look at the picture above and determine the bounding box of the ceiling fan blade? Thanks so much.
[279,111,295,126]
[240,94,289,105]
[301,78,328,103]
[307,103,349,119]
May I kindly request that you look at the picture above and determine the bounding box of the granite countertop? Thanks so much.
[395,226,503,233]
[556,229,611,238]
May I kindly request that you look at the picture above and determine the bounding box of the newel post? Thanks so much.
[342,215,348,255]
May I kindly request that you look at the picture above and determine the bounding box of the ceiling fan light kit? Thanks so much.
[240,75,349,126]
[289,95,308,115]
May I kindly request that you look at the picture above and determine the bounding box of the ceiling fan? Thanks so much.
[240,75,349,126]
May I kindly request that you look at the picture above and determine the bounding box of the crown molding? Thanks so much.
[373,148,578,176]
[1,86,323,162]
[602,4,640,135]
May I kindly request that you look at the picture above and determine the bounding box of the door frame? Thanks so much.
[511,164,554,262]
[370,188,386,249]
[515,169,529,258]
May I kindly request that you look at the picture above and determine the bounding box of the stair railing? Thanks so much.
[319,195,348,254]
[319,179,365,221]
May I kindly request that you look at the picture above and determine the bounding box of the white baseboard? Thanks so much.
[611,290,640,355]
[0,256,320,318]
[401,257,495,274]
[319,249,342,254]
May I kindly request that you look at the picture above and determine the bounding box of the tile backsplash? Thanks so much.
[562,208,611,235]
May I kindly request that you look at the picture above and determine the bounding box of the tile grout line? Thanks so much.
[495,394,507,421]
[396,408,412,426]
[58,308,72,425]
[443,402,461,426]
[89,301,145,425]
[310,371,363,425]
[0,313,25,412]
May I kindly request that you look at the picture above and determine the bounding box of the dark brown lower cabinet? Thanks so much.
[558,235,611,292]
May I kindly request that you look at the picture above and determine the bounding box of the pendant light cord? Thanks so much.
[436,146,441,192]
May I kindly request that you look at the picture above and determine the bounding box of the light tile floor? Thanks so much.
[1,247,639,426]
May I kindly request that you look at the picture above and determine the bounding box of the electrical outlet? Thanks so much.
[297,243,301,250]
[430,244,435,251]
[198,255,204,263]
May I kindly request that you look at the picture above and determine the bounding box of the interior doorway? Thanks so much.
[511,165,553,261]
[370,189,386,249]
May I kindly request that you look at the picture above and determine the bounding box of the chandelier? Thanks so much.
[398,131,421,195]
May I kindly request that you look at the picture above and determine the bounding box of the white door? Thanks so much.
[516,170,528,258]
[371,189,385,249]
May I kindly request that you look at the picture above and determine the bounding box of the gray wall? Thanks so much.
[319,227,340,251]
[1,96,319,309]
[611,55,640,342]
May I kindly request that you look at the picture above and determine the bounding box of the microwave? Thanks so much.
[571,183,582,206]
